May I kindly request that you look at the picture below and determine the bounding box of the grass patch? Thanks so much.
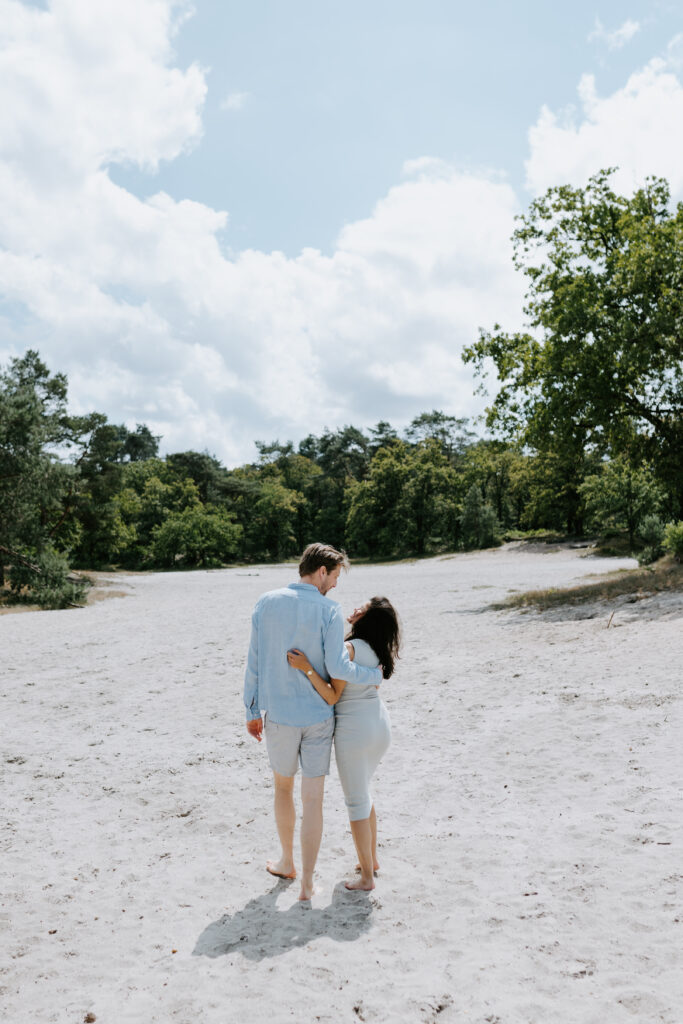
[592,533,638,557]
[492,557,683,612]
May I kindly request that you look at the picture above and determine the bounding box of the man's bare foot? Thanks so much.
[345,877,375,891]
[298,879,315,901]
[266,859,296,880]
[355,863,379,875]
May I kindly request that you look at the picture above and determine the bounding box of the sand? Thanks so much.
[2,545,682,1024]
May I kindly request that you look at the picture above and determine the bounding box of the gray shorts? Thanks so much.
[264,715,334,778]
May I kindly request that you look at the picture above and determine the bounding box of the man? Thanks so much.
[244,542,383,901]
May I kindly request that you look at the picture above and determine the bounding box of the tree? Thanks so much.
[346,440,459,558]
[460,484,501,550]
[316,426,369,480]
[0,351,98,599]
[123,461,202,562]
[255,440,294,464]
[461,442,528,530]
[151,506,242,567]
[166,450,229,504]
[404,410,475,465]
[515,451,590,533]
[241,443,323,552]
[1,351,70,558]
[397,441,459,555]
[77,420,159,470]
[346,442,412,557]
[368,420,399,457]
[579,457,664,548]
[246,479,305,560]
[464,170,683,525]
[299,426,371,547]
[122,423,159,462]
[72,419,159,566]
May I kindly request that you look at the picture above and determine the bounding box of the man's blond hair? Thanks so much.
[298,542,349,577]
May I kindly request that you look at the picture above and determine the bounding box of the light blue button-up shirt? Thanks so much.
[243,582,383,726]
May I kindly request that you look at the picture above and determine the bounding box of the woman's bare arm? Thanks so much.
[287,644,353,705]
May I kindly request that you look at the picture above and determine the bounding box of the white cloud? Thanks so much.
[5,3,683,467]
[0,0,525,464]
[220,90,249,111]
[588,17,641,51]
[0,0,206,176]
[666,33,683,69]
[525,57,683,198]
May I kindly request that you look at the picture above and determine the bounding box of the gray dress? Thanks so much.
[334,637,391,821]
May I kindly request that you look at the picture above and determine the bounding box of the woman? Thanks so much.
[287,596,400,891]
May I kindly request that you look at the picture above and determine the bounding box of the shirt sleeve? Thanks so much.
[323,606,383,685]
[243,604,261,721]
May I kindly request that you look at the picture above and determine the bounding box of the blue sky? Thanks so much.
[1,0,683,464]
[112,0,683,255]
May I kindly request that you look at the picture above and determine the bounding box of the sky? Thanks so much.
[1,0,683,465]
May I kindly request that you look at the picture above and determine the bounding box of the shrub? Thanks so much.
[639,514,665,548]
[636,514,665,564]
[7,548,88,609]
[663,521,683,562]
[637,546,659,566]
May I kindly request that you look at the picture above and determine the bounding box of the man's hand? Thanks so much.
[246,717,263,742]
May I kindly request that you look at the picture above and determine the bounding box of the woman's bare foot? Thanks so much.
[266,859,296,880]
[298,878,316,901]
[345,876,375,891]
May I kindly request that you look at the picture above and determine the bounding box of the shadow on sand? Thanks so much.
[193,879,374,961]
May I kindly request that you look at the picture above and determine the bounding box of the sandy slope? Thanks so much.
[2,546,682,1024]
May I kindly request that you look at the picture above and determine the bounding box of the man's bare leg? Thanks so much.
[267,771,296,879]
[299,775,325,900]
[347,816,375,890]
[356,804,380,873]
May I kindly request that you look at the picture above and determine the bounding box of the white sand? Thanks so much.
[2,546,682,1024]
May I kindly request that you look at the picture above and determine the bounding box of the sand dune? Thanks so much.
[2,545,682,1023]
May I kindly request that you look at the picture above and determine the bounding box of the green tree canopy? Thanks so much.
[345,441,412,557]
[0,351,100,600]
[404,410,475,464]
[464,170,683,523]
[368,420,399,457]
[346,440,460,557]
[460,483,500,550]
[579,456,664,547]
[166,450,229,504]
[151,506,242,567]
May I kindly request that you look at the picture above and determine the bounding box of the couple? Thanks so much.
[244,542,400,901]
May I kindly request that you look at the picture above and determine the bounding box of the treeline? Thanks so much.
[0,352,520,583]
[0,347,680,610]
[1,170,682,607]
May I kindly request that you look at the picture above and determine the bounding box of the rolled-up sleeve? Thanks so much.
[243,605,261,720]
[323,607,383,685]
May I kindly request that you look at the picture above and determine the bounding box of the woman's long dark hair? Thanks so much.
[347,596,401,679]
